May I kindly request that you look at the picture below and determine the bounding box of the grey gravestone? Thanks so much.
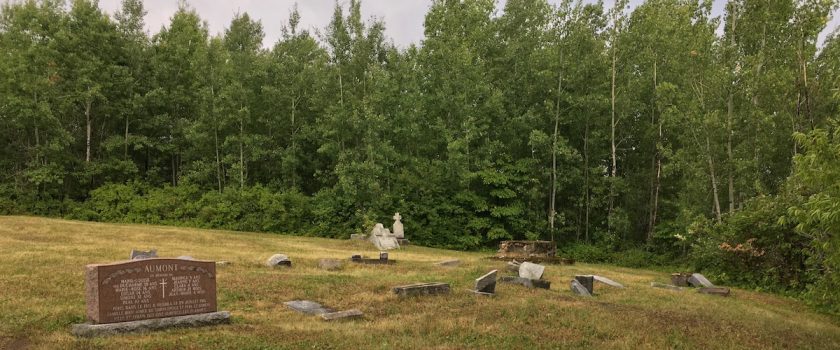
[498,276,551,290]
[72,311,231,338]
[266,254,292,268]
[574,275,595,294]
[570,279,592,297]
[318,259,342,271]
[393,283,450,297]
[435,259,461,267]
[518,262,545,280]
[650,282,684,291]
[379,252,388,261]
[350,234,368,240]
[688,273,714,288]
[671,273,691,287]
[593,275,624,288]
[474,270,498,295]
[284,300,334,315]
[321,309,364,321]
[129,249,157,260]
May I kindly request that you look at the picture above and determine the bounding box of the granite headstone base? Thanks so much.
[71,311,231,338]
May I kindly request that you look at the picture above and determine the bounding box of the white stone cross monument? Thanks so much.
[392,213,404,239]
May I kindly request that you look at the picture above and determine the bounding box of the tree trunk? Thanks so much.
[212,85,222,193]
[85,99,92,163]
[707,136,722,224]
[239,110,245,189]
[648,59,660,241]
[726,0,737,214]
[609,35,618,233]
[550,73,561,243]
[584,117,590,243]
[291,96,298,189]
[124,115,129,160]
[727,91,735,213]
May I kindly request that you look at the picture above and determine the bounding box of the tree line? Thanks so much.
[2,0,840,311]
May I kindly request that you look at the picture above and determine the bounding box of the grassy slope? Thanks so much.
[0,216,838,350]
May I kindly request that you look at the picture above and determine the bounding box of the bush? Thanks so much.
[559,243,613,263]
[688,194,810,292]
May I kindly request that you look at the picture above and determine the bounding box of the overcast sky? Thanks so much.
[89,0,836,49]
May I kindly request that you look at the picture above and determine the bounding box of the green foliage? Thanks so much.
[689,194,810,292]
[2,0,840,313]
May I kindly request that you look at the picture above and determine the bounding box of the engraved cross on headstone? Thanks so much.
[159,279,168,298]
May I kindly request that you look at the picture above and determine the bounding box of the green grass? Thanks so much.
[0,216,838,349]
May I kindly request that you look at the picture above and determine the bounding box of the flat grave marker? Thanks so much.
[393,282,450,297]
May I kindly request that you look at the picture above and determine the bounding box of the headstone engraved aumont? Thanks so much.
[85,258,217,324]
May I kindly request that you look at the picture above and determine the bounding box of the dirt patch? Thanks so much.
[1,337,31,350]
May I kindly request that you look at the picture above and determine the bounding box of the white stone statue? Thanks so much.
[392,213,404,239]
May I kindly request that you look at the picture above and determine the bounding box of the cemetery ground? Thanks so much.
[1,216,839,349]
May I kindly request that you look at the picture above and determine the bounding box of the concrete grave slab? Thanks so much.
[393,283,450,297]
[498,276,551,290]
[321,309,364,321]
[284,300,334,315]
[698,287,730,296]
[435,259,461,267]
[650,282,685,291]
[518,262,545,280]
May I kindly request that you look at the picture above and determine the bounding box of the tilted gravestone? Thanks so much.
[574,275,595,294]
[593,275,624,288]
[73,258,229,337]
[570,279,592,297]
[130,249,157,260]
[518,262,545,280]
[688,273,714,288]
[473,270,498,295]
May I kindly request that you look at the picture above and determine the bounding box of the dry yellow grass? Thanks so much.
[1,215,839,349]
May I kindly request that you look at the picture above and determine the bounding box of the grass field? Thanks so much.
[1,216,839,349]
